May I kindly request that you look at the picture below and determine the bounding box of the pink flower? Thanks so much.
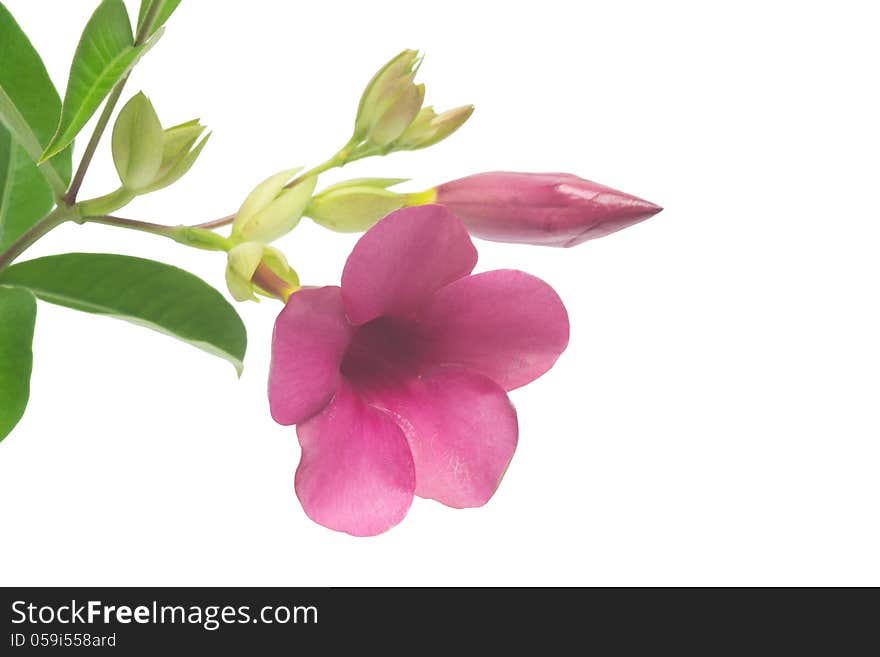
[269,205,569,535]
[434,171,663,247]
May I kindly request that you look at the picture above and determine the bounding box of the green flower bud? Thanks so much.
[225,242,300,302]
[394,104,474,151]
[369,82,425,147]
[354,50,426,145]
[306,178,407,232]
[231,169,318,244]
[140,119,211,194]
[112,93,210,195]
[112,92,164,192]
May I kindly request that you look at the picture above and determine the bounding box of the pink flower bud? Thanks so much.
[434,172,663,247]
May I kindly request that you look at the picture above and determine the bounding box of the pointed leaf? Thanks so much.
[42,0,143,161]
[0,3,72,249]
[0,254,247,375]
[0,285,36,441]
[137,0,182,37]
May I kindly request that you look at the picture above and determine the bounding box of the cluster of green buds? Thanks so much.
[79,93,209,218]
[70,49,478,305]
[224,168,316,301]
[216,50,475,301]
[351,50,474,155]
[112,92,209,197]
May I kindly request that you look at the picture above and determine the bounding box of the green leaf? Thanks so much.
[137,0,182,37]
[0,3,72,249]
[0,285,36,442]
[0,254,248,375]
[41,0,143,162]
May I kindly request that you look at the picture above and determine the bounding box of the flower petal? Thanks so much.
[341,205,478,325]
[269,286,355,426]
[360,366,518,509]
[295,381,415,536]
[418,270,570,390]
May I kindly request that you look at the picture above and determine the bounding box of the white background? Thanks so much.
[1,0,878,586]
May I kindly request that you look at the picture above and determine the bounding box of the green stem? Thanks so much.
[192,214,236,230]
[83,215,233,252]
[0,205,77,272]
[347,143,385,162]
[64,80,129,205]
[172,226,234,252]
[283,138,359,190]
[136,0,163,43]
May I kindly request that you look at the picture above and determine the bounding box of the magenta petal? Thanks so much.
[418,270,570,391]
[361,366,518,509]
[295,381,415,536]
[341,205,478,325]
[269,286,355,426]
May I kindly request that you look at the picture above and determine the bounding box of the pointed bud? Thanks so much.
[225,242,300,302]
[354,50,428,146]
[306,178,407,232]
[395,104,474,150]
[368,81,426,146]
[434,172,663,247]
[396,106,435,143]
[231,169,318,244]
[112,92,164,192]
[141,119,211,194]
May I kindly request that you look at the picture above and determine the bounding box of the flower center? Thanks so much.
[341,316,424,386]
